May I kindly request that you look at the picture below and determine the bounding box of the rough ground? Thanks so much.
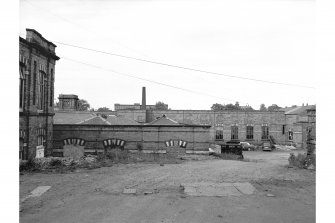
[20,150,315,223]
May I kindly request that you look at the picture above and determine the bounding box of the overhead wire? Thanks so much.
[61,56,247,104]
[55,41,315,89]
[21,0,314,89]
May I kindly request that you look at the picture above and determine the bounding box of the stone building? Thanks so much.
[52,113,210,157]
[19,29,60,160]
[57,94,79,111]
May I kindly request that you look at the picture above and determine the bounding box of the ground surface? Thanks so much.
[20,150,315,223]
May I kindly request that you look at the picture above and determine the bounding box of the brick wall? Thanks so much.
[19,29,59,159]
[53,125,211,156]
[117,110,287,145]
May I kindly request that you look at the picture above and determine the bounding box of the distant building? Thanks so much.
[19,29,60,160]
[57,94,79,111]
[114,87,168,111]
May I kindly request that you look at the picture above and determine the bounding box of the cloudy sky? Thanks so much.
[19,0,316,110]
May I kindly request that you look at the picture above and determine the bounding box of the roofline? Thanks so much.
[19,37,60,60]
[54,124,212,128]
[26,28,57,47]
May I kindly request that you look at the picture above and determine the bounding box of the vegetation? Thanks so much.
[97,107,112,112]
[288,153,315,169]
[155,101,168,110]
[78,99,90,111]
[211,102,250,111]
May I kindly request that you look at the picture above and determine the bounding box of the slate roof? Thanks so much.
[54,112,140,125]
[78,116,111,125]
[54,112,96,124]
[106,115,139,125]
[147,115,181,125]
[285,105,316,115]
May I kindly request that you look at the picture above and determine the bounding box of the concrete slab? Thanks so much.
[123,188,137,194]
[233,182,256,195]
[21,186,51,202]
[29,186,51,197]
[182,182,242,197]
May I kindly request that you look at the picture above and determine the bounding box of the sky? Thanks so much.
[19,0,316,110]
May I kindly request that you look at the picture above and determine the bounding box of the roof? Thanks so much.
[54,112,139,125]
[54,112,95,124]
[78,116,111,125]
[285,105,316,115]
[106,115,139,125]
[147,115,180,125]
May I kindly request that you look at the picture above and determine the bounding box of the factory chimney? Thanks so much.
[141,87,146,110]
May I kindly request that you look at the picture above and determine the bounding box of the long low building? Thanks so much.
[53,113,211,156]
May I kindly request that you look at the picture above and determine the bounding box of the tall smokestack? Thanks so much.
[141,87,146,110]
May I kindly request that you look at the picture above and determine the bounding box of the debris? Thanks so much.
[160,163,164,166]
[217,215,223,218]
[144,191,153,195]
[307,164,315,170]
[266,193,275,197]
[123,188,137,194]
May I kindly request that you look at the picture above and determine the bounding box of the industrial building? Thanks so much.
[19,29,60,160]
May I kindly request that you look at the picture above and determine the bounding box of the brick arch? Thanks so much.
[63,138,86,146]
[103,138,126,149]
[165,139,188,148]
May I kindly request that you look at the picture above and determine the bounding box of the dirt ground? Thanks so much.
[20,150,315,223]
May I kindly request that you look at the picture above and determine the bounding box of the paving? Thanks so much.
[182,182,256,196]
[20,151,315,223]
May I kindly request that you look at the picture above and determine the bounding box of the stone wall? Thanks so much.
[53,125,210,156]
[117,110,287,145]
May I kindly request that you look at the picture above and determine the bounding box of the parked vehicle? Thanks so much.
[240,142,256,151]
[262,142,272,151]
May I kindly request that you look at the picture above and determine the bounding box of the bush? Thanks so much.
[106,149,129,162]
[49,159,63,167]
[288,153,316,169]
[20,159,38,171]
[212,153,243,160]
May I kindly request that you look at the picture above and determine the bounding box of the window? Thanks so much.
[282,125,286,135]
[19,138,24,160]
[33,61,37,105]
[50,69,53,107]
[246,126,253,140]
[231,125,238,140]
[262,125,269,140]
[19,66,25,109]
[37,128,45,146]
[215,130,223,140]
[38,71,47,110]
[288,130,293,141]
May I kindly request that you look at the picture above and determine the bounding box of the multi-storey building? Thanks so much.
[19,29,60,160]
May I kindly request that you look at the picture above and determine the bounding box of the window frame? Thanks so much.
[246,125,254,140]
[231,125,238,140]
[215,129,223,141]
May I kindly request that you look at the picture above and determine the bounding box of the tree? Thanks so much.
[155,101,168,110]
[259,104,267,111]
[97,107,111,112]
[78,99,90,111]
[267,104,281,111]
[211,103,225,111]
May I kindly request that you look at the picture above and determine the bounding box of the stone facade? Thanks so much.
[117,110,287,145]
[19,29,59,160]
[58,94,79,111]
[53,124,211,156]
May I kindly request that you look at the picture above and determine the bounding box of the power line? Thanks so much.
[21,0,151,59]
[21,0,315,89]
[61,56,247,104]
[55,41,315,89]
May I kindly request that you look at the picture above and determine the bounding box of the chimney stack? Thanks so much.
[141,87,146,110]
